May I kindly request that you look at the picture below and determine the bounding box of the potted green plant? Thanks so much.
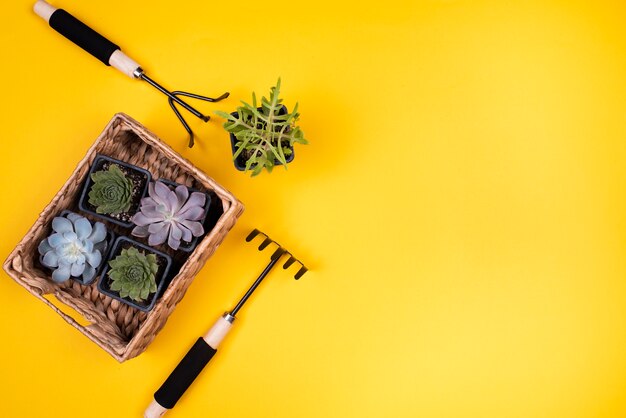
[215,78,308,176]
[38,211,114,285]
[98,236,172,312]
[79,154,151,227]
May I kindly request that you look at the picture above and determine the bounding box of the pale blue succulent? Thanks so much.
[38,213,108,283]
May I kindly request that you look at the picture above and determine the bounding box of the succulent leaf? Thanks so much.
[39,214,109,283]
[107,247,159,302]
[52,217,73,234]
[131,181,206,250]
[88,164,134,214]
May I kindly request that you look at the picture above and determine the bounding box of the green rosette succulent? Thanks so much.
[88,164,134,214]
[107,247,158,302]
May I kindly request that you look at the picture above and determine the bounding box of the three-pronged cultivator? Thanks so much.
[34,1,229,147]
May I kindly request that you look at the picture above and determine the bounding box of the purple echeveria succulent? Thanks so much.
[131,181,206,250]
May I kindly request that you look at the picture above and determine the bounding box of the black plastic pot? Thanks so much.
[203,190,225,235]
[229,105,295,171]
[98,236,172,312]
[38,210,115,285]
[78,154,151,228]
[156,179,211,252]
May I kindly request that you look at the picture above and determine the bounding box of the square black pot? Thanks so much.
[98,236,172,312]
[229,105,295,171]
[79,154,151,228]
[155,179,212,252]
[38,210,115,285]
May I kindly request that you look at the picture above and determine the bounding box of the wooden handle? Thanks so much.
[144,400,167,418]
[34,0,56,21]
[144,314,235,418]
[203,313,233,348]
[109,50,141,78]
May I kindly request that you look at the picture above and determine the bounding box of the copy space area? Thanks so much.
[1,1,626,417]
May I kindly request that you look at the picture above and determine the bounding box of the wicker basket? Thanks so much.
[2,113,244,362]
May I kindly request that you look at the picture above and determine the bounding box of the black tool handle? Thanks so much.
[38,2,119,64]
[154,338,217,409]
[145,314,234,418]
[34,1,141,78]
[49,9,119,65]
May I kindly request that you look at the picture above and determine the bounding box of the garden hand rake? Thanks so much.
[34,1,228,147]
[144,229,308,418]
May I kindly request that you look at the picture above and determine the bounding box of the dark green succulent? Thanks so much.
[88,164,134,214]
[107,247,158,302]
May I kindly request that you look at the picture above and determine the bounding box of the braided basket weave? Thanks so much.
[2,113,244,362]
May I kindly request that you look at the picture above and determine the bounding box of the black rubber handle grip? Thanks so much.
[48,9,119,65]
[154,337,217,410]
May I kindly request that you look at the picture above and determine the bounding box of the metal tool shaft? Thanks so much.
[230,252,283,316]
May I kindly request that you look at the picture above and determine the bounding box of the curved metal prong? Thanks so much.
[283,256,296,269]
[294,266,308,280]
[246,229,263,242]
[244,228,306,279]
[271,248,285,260]
[258,237,274,251]
[164,90,231,148]
[168,97,195,147]
[171,90,230,103]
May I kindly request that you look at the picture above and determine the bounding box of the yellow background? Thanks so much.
[1,0,626,417]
